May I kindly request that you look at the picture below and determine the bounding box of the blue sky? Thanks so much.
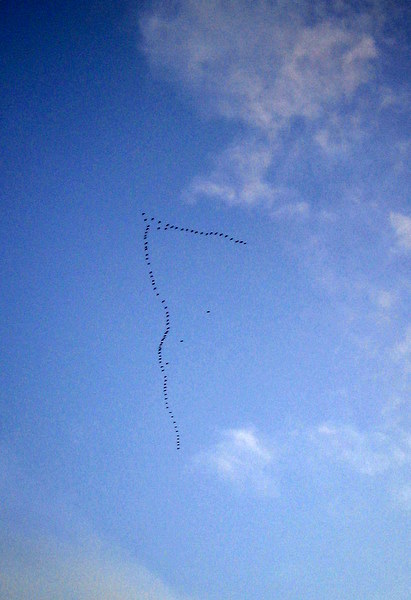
[1,1,410,598]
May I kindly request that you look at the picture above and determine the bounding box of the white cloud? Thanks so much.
[183,139,309,219]
[141,0,380,207]
[392,324,411,376]
[192,416,411,509]
[141,2,378,131]
[394,325,411,357]
[374,289,396,311]
[393,484,411,511]
[390,212,411,250]
[311,422,411,476]
[193,427,278,497]
[0,531,194,600]
[184,136,308,215]
[272,23,377,120]
[272,201,310,219]
[313,113,364,155]
[391,140,411,173]
[184,137,279,207]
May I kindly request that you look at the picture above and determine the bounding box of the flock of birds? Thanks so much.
[142,212,247,450]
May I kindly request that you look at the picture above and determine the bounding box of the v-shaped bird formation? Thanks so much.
[142,212,247,450]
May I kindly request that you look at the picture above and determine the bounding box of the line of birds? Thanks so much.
[142,212,247,450]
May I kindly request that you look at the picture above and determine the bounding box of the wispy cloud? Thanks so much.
[193,416,411,509]
[372,289,396,311]
[141,2,378,131]
[272,200,310,220]
[193,427,279,497]
[393,324,411,357]
[183,135,308,217]
[310,422,411,476]
[393,484,411,511]
[390,211,411,251]
[314,112,365,155]
[141,0,382,209]
[183,137,280,208]
[392,323,411,377]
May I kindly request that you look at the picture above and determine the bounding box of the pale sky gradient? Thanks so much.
[1,1,410,598]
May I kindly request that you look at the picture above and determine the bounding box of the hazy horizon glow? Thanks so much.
[1,1,410,598]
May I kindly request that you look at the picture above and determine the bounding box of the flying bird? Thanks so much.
[143,213,247,450]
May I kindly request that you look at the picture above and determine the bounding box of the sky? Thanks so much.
[1,0,410,598]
